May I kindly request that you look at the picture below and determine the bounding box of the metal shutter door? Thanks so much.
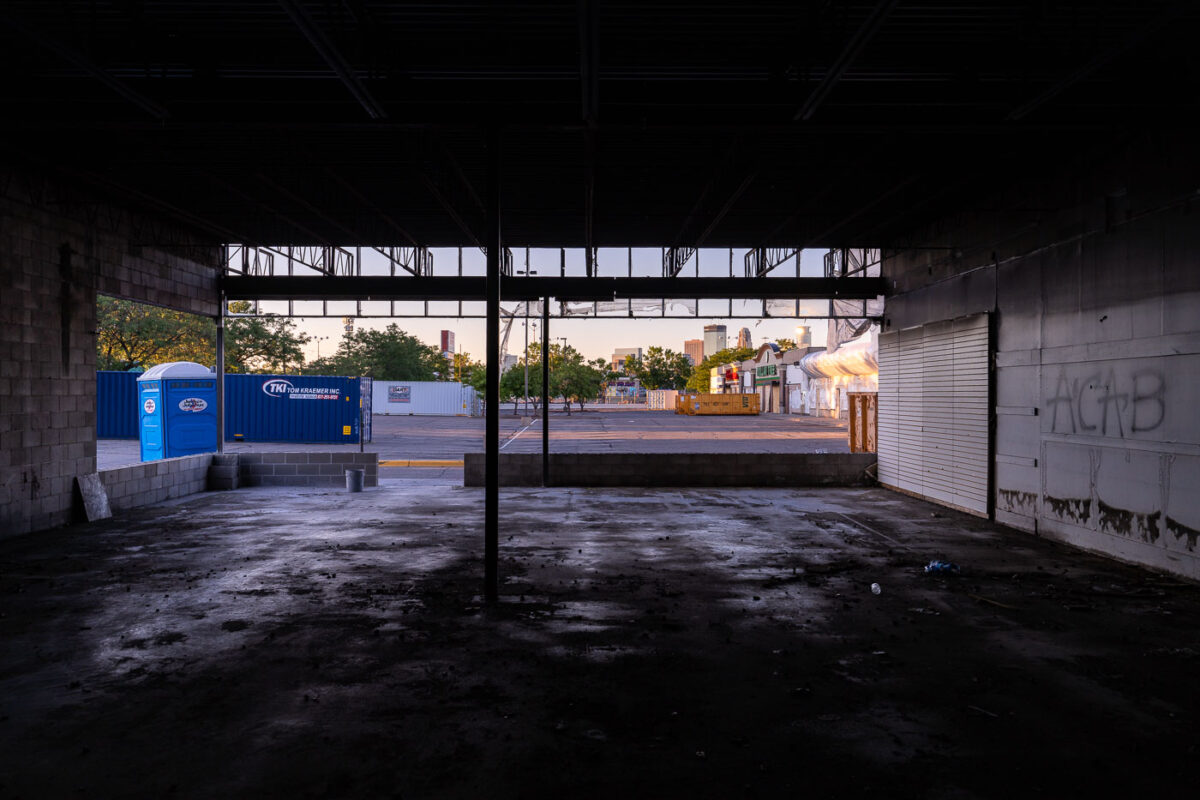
[877,313,990,516]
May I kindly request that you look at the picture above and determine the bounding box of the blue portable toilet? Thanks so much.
[137,362,218,461]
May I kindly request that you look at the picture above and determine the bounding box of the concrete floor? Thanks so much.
[1,481,1197,798]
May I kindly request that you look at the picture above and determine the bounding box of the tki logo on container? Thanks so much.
[262,379,340,400]
[178,398,208,413]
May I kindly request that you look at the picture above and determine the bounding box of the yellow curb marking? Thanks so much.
[379,459,464,467]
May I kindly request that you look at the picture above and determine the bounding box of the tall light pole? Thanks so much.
[517,261,537,416]
[315,335,329,360]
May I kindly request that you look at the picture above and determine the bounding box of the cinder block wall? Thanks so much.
[238,453,379,488]
[99,454,212,512]
[0,169,221,537]
[464,453,876,487]
[882,131,1200,579]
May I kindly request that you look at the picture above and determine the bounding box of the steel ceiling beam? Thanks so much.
[1005,4,1183,122]
[222,275,886,302]
[277,0,386,120]
[793,0,901,122]
[578,0,599,127]
[0,11,170,121]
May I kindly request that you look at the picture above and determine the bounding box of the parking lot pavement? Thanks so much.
[98,409,849,470]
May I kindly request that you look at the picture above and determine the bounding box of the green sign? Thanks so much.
[754,364,779,384]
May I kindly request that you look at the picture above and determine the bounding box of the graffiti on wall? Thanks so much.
[1045,367,1164,438]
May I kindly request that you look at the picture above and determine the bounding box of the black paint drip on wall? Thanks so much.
[1097,499,1161,543]
[1044,495,1092,525]
[1166,517,1199,551]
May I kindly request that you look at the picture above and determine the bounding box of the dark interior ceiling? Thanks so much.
[1,1,1196,249]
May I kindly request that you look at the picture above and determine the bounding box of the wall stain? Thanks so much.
[1044,495,1091,525]
[1097,499,1161,543]
[1166,517,1199,551]
[998,489,1037,514]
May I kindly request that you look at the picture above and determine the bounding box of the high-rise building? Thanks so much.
[703,324,727,359]
[611,347,643,372]
[795,325,812,348]
[736,327,752,349]
[440,330,455,354]
[683,339,704,365]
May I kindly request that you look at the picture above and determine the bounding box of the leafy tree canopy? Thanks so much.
[625,346,693,390]
[96,296,309,374]
[305,323,443,380]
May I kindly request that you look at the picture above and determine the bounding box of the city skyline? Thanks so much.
[283,248,833,363]
[298,315,831,365]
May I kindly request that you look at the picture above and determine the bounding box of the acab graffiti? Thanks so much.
[1045,367,1164,438]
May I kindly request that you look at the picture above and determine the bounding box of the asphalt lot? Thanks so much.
[97,410,850,473]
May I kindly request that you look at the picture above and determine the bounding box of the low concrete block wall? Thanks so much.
[238,452,378,488]
[99,454,213,512]
[464,453,876,487]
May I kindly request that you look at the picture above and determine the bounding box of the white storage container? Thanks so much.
[372,381,476,416]
[646,389,679,411]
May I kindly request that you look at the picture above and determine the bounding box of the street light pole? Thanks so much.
[523,303,529,417]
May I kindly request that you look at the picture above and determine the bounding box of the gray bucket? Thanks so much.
[345,468,365,493]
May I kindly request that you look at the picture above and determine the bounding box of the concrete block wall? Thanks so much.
[464,453,876,487]
[238,453,379,488]
[0,168,222,537]
[882,131,1200,580]
[99,454,213,512]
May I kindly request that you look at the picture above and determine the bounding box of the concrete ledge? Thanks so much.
[463,453,876,487]
[99,453,213,512]
[238,452,378,488]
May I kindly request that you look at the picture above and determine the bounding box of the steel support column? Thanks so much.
[484,130,501,604]
[215,291,225,455]
[541,296,549,487]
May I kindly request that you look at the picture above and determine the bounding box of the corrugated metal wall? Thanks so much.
[225,374,360,443]
[878,313,990,515]
[372,381,471,415]
[96,371,140,438]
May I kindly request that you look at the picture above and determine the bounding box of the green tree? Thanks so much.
[96,295,213,371]
[224,301,310,373]
[553,356,605,413]
[773,338,798,352]
[685,345,756,393]
[308,323,442,380]
[627,346,693,390]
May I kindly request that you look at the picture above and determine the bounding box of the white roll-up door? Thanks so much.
[877,313,990,515]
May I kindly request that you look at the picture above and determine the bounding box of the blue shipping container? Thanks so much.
[96,371,140,438]
[225,374,360,443]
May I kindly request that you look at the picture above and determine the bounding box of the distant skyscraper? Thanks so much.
[736,327,752,349]
[683,339,704,365]
[440,330,456,354]
[703,324,727,359]
[795,325,812,348]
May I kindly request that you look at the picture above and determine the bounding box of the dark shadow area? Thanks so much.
[0,484,1197,799]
